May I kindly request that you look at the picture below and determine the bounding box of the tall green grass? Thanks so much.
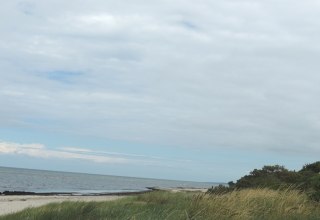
[1,189,320,220]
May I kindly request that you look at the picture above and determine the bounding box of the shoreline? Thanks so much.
[0,189,154,216]
[0,189,153,196]
[0,187,208,216]
[0,186,208,196]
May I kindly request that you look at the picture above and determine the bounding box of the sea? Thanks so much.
[0,166,219,195]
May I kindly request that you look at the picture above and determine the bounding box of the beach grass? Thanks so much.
[1,189,320,220]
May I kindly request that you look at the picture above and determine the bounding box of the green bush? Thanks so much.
[222,161,320,201]
[207,184,232,195]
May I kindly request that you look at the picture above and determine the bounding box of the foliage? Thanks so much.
[207,184,233,194]
[223,161,320,202]
[301,162,320,173]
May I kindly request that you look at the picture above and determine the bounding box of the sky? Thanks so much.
[1,0,320,182]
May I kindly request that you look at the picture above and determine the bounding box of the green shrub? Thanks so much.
[231,161,320,201]
[207,184,232,195]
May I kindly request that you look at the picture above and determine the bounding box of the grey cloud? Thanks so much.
[17,1,36,15]
[1,0,320,154]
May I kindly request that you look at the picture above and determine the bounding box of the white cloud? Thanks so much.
[0,141,129,164]
[0,141,190,166]
[61,147,93,153]
[59,146,190,162]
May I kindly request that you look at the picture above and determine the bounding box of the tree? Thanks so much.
[235,165,299,189]
[300,162,320,173]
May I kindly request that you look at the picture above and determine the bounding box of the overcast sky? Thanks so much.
[1,0,320,182]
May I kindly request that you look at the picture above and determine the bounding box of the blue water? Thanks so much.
[0,167,218,194]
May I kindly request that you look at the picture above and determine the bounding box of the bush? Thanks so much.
[220,161,320,201]
[207,184,232,195]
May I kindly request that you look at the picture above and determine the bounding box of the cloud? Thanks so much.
[0,141,190,166]
[59,147,191,162]
[1,0,320,156]
[0,141,129,164]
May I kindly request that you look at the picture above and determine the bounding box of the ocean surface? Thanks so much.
[0,167,218,194]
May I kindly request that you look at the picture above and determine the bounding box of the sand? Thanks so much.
[168,188,208,193]
[0,195,124,216]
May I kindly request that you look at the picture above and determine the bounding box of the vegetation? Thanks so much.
[208,161,320,201]
[1,189,320,220]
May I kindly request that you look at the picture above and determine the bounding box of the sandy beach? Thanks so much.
[0,195,124,216]
[0,188,208,216]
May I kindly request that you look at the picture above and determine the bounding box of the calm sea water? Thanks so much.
[0,167,218,194]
